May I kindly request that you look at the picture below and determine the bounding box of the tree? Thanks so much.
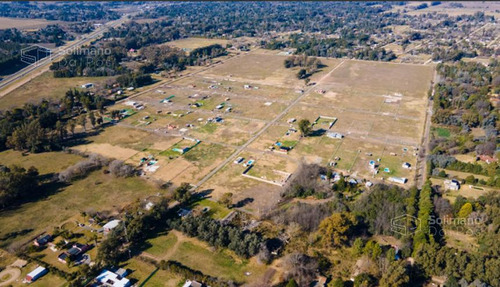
[69,119,76,136]
[219,192,233,208]
[298,119,311,137]
[379,261,410,287]
[89,111,96,129]
[286,279,299,287]
[318,212,357,248]
[297,68,307,79]
[78,114,87,132]
[173,183,192,204]
[457,202,473,218]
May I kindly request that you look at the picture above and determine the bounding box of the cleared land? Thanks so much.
[165,37,230,52]
[0,72,114,109]
[0,17,62,30]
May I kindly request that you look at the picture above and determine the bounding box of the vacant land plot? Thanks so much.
[406,2,500,17]
[0,150,82,175]
[164,37,230,52]
[0,72,114,110]
[144,230,269,284]
[0,17,62,30]
[0,171,162,248]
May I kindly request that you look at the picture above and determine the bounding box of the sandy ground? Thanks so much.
[0,268,21,287]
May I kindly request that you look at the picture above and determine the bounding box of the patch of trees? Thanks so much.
[0,89,109,153]
[269,34,396,62]
[171,215,262,258]
[352,185,418,240]
[56,154,108,183]
[0,2,120,21]
[430,61,499,164]
[116,72,153,88]
[50,45,127,77]
[284,55,322,76]
[267,201,347,232]
[282,163,332,199]
[0,165,39,209]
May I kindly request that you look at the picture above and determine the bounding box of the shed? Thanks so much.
[26,266,48,282]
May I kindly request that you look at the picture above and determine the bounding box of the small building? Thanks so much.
[444,179,460,191]
[95,270,131,287]
[327,132,344,139]
[402,162,411,169]
[182,280,204,287]
[389,177,407,184]
[25,266,48,283]
[34,234,52,247]
[365,181,373,188]
[178,208,192,218]
[81,83,93,89]
[103,219,121,234]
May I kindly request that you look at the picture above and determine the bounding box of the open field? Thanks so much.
[142,230,269,284]
[0,170,163,248]
[0,17,63,30]
[164,37,230,52]
[0,150,82,175]
[89,50,434,204]
[0,72,114,109]
[405,2,500,17]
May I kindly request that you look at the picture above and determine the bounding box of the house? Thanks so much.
[178,208,192,218]
[182,280,204,287]
[479,155,497,164]
[103,220,121,234]
[444,179,460,191]
[81,83,94,89]
[34,234,52,247]
[327,132,344,139]
[402,162,411,169]
[58,243,89,263]
[365,181,373,188]
[25,266,48,283]
[94,270,131,287]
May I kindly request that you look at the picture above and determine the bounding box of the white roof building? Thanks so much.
[103,220,121,233]
[95,270,130,287]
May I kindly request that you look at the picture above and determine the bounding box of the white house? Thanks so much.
[444,179,460,191]
[95,270,130,287]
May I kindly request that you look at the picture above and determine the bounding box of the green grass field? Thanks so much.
[0,171,162,248]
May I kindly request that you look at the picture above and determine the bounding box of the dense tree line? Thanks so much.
[171,215,262,258]
[50,45,127,77]
[0,2,120,21]
[0,165,39,209]
[0,89,109,152]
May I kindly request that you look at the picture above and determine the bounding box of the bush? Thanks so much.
[108,160,136,177]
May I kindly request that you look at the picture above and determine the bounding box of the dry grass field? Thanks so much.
[0,72,114,109]
[0,17,63,30]
[164,37,230,52]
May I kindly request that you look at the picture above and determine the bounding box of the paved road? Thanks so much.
[0,14,131,96]
[193,59,347,189]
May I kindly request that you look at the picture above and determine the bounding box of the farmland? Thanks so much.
[97,49,434,211]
